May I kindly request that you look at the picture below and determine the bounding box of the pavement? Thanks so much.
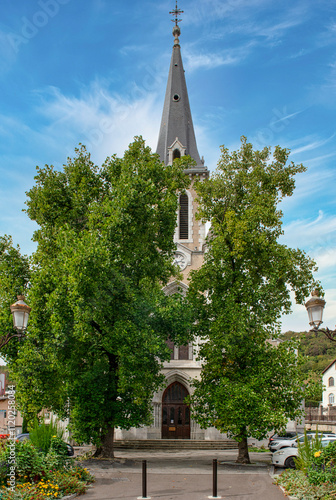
[80,449,287,500]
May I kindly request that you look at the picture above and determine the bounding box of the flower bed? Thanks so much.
[275,469,336,499]
[0,438,94,500]
[274,436,336,499]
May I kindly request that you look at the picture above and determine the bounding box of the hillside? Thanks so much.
[281,330,336,374]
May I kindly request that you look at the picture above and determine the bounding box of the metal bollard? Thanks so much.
[208,458,221,499]
[213,458,217,498]
[142,460,147,499]
[137,459,151,499]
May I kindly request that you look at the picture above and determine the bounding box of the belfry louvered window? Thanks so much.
[179,194,189,239]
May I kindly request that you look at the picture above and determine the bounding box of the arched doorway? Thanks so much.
[162,382,190,439]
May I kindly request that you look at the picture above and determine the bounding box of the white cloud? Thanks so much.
[290,133,336,156]
[32,81,163,165]
[184,42,256,71]
[282,211,336,250]
[185,52,239,71]
[0,80,166,254]
[315,248,336,274]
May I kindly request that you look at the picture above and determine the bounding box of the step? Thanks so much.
[114,439,238,450]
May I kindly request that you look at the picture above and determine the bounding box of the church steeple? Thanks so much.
[156,3,206,171]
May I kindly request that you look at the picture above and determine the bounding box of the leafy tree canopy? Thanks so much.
[0,235,30,356]
[7,137,193,457]
[188,137,319,463]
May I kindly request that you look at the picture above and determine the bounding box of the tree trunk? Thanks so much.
[236,430,250,464]
[94,426,115,458]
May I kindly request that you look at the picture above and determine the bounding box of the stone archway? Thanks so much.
[162,381,190,439]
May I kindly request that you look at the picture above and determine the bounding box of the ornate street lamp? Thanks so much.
[0,295,31,349]
[305,290,336,341]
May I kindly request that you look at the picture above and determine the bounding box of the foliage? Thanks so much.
[281,330,336,375]
[46,473,87,496]
[0,440,46,484]
[0,235,30,358]
[188,137,319,462]
[29,420,63,455]
[303,372,324,405]
[49,438,68,461]
[0,474,88,499]
[5,138,193,455]
[295,430,322,473]
[0,439,93,499]
[307,441,336,485]
[275,469,336,499]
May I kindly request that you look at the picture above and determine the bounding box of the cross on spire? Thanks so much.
[170,1,184,26]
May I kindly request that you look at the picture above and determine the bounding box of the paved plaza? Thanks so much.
[81,449,287,500]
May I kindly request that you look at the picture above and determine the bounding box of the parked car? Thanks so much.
[272,446,298,469]
[272,437,336,469]
[269,432,336,452]
[16,433,74,456]
[268,431,297,447]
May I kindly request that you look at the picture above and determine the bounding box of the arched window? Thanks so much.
[329,393,335,404]
[173,149,181,159]
[179,194,189,239]
[329,377,334,387]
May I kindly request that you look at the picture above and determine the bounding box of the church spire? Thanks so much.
[156,3,206,171]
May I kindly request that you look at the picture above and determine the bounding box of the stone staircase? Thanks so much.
[114,439,238,450]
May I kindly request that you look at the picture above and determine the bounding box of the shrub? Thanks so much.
[29,419,63,455]
[295,430,322,473]
[307,441,336,485]
[0,440,46,484]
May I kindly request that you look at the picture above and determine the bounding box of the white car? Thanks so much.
[269,432,336,452]
[272,446,298,468]
[272,437,336,469]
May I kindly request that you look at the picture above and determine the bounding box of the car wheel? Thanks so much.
[284,456,296,469]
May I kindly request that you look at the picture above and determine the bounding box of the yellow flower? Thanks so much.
[314,450,322,457]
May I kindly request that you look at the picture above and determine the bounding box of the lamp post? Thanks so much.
[305,290,336,342]
[0,295,31,350]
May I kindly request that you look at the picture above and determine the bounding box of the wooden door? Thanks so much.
[162,382,190,439]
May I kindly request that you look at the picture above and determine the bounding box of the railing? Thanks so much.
[305,406,336,422]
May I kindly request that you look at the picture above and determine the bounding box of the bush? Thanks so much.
[295,430,322,473]
[0,438,93,499]
[29,419,63,455]
[0,440,46,484]
[307,441,336,485]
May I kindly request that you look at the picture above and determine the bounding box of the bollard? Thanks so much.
[208,458,221,499]
[142,460,147,499]
[137,459,151,499]
[213,458,217,498]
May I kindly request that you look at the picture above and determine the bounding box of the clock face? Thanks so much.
[174,252,187,270]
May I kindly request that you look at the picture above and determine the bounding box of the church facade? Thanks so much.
[115,12,225,441]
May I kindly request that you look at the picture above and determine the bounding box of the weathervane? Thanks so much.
[170,1,184,26]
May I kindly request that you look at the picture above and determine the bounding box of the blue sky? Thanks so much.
[0,0,335,333]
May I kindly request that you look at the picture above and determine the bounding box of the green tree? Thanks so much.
[188,137,319,463]
[0,235,30,354]
[303,372,323,405]
[8,137,192,457]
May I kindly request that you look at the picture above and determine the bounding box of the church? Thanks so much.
[115,5,226,442]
